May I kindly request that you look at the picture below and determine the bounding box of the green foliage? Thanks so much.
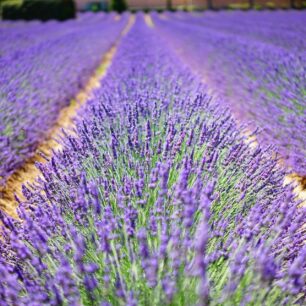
[227,3,250,10]
[0,0,22,6]
[2,2,22,19]
[266,1,276,9]
[2,0,76,21]
[110,0,127,13]
[85,1,108,12]
[254,4,263,10]
[91,3,100,12]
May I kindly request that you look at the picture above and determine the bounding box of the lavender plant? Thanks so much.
[0,15,305,305]
[167,11,306,52]
[0,13,128,185]
[0,13,118,60]
[152,11,306,177]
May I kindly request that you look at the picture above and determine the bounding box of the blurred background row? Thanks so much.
[0,0,305,21]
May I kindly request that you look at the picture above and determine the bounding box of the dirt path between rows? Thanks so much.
[144,14,154,28]
[0,15,135,218]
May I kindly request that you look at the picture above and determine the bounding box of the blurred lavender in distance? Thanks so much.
[153,11,306,176]
[0,13,128,185]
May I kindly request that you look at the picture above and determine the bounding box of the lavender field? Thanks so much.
[0,13,128,185]
[0,11,305,306]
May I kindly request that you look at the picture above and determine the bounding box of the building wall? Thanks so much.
[128,0,166,8]
[127,0,207,8]
[74,0,302,10]
[75,0,92,10]
[212,0,296,8]
[127,0,300,8]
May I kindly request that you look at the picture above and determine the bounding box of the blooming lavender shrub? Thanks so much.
[152,11,306,177]
[0,13,110,60]
[0,13,127,185]
[0,15,305,305]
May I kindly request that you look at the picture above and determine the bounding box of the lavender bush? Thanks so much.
[0,13,116,60]
[167,11,306,52]
[0,13,128,185]
[152,11,306,177]
[0,15,305,305]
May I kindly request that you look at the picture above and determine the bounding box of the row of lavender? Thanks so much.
[168,11,306,52]
[0,15,304,305]
[152,11,306,177]
[0,13,114,59]
[0,13,127,185]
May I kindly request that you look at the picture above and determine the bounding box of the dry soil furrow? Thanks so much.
[0,15,135,217]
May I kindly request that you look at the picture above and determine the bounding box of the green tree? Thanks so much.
[166,0,172,10]
[111,0,127,12]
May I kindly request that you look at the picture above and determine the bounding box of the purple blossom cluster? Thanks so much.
[0,14,305,305]
[152,11,306,176]
[0,13,128,185]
